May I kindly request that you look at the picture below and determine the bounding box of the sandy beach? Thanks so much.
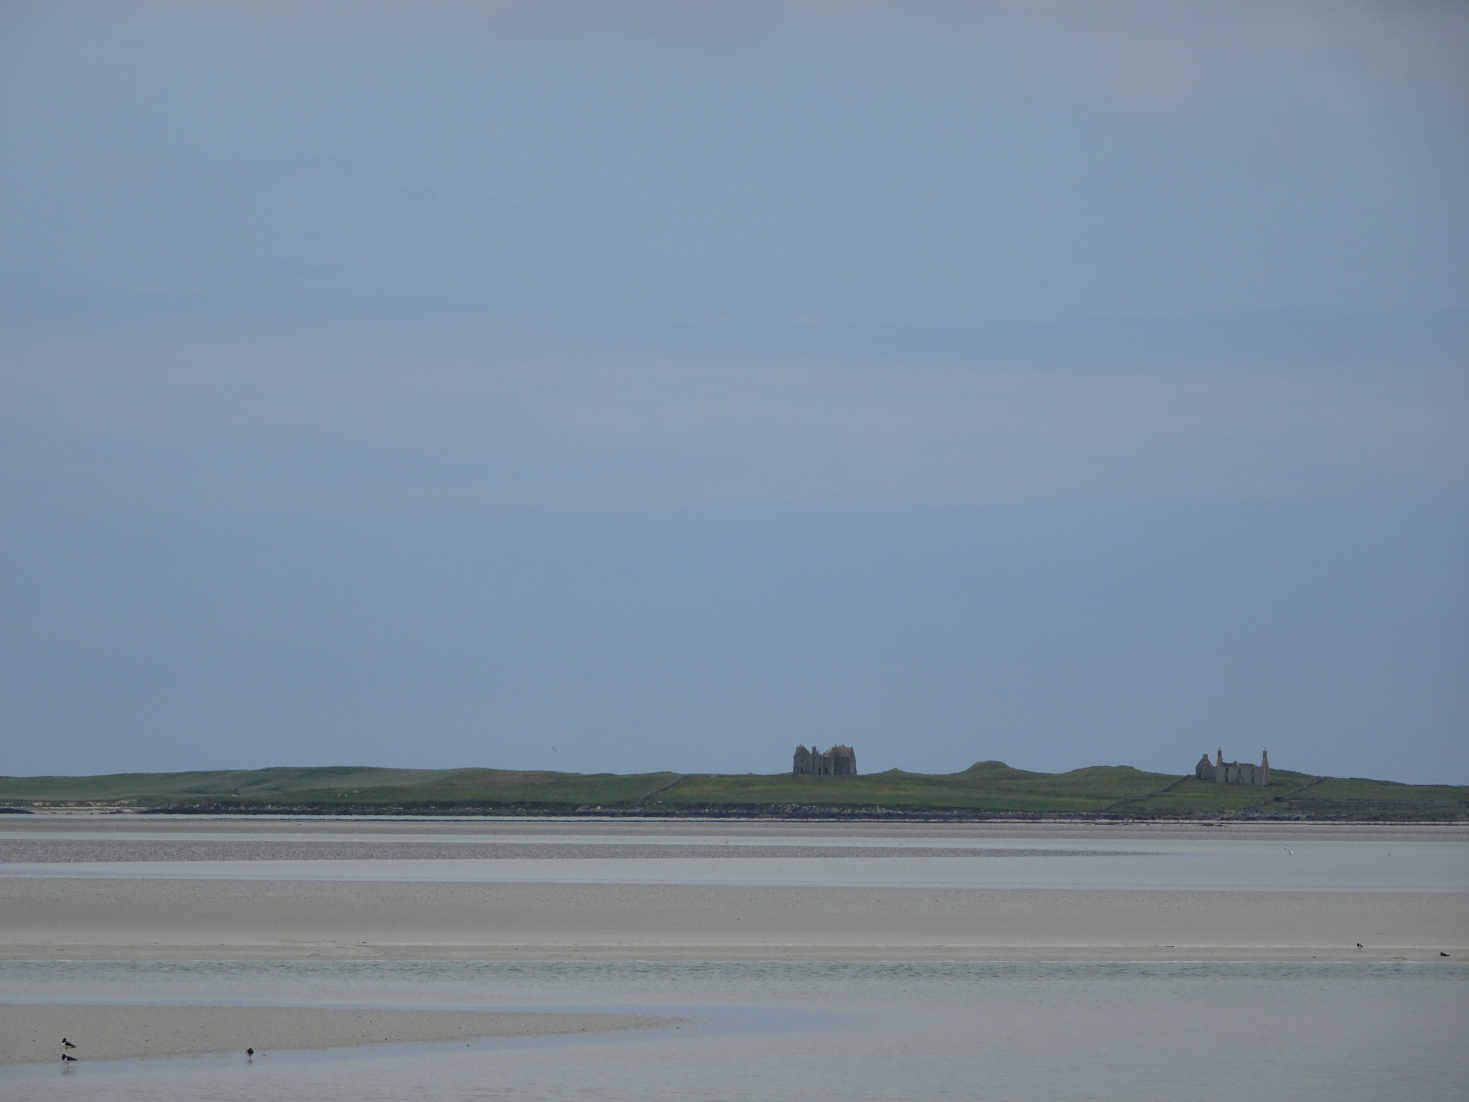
[2,877,1463,963]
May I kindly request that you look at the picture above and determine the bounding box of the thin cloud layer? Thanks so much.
[94,0,1469,97]
[5,321,1463,510]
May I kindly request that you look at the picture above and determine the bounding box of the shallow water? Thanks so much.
[2,959,1465,1101]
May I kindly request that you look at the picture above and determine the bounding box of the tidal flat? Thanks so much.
[1,816,1465,1100]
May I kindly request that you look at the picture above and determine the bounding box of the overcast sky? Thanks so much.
[3,2,1465,783]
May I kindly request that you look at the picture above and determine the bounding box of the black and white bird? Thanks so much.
[61,1053,78,1063]
[246,1047,255,1060]
[61,1038,76,1049]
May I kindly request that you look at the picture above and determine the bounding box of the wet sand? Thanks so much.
[0,1003,673,1066]
[3,822,1464,1068]
[2,877,1463,963]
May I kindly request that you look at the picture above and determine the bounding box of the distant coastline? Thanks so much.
[0,763,1464,822]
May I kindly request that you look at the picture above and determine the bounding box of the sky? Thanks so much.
[2,1,1465,783]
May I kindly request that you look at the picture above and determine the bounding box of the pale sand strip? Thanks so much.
[0,1003,674,1067]
[2,878,1464,963]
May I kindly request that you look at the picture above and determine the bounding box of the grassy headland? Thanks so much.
[1,762,1464,820]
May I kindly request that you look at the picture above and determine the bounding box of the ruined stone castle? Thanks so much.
[1195,748,1270,786]
[793,744,857,776]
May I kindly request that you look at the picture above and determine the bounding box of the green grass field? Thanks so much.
[1,762,1463,820]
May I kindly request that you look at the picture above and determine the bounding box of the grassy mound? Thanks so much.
[1,763,1461,820]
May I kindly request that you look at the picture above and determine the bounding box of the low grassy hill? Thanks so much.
[1,763,1463,820]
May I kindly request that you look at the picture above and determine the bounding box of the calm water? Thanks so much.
[2,959,1465,1101]
[2,817,1466,1100]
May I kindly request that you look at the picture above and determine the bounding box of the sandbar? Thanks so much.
[0,1002,672,1066]
[2,877,1463,963]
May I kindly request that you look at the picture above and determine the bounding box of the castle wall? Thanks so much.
[793,744,857,776]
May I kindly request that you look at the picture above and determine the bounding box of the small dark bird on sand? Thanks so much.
[61,1038,75,1049]
[61,1053,78,1063]
[247,1047,254,1059]
[1355,943,1363,950]
[1441,952,1451,958]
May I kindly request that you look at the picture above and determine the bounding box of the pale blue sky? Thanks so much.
[2,2,1465,782]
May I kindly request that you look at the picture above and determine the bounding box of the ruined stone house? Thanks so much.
[1195,748,1270,785]
[793,744,857,776]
